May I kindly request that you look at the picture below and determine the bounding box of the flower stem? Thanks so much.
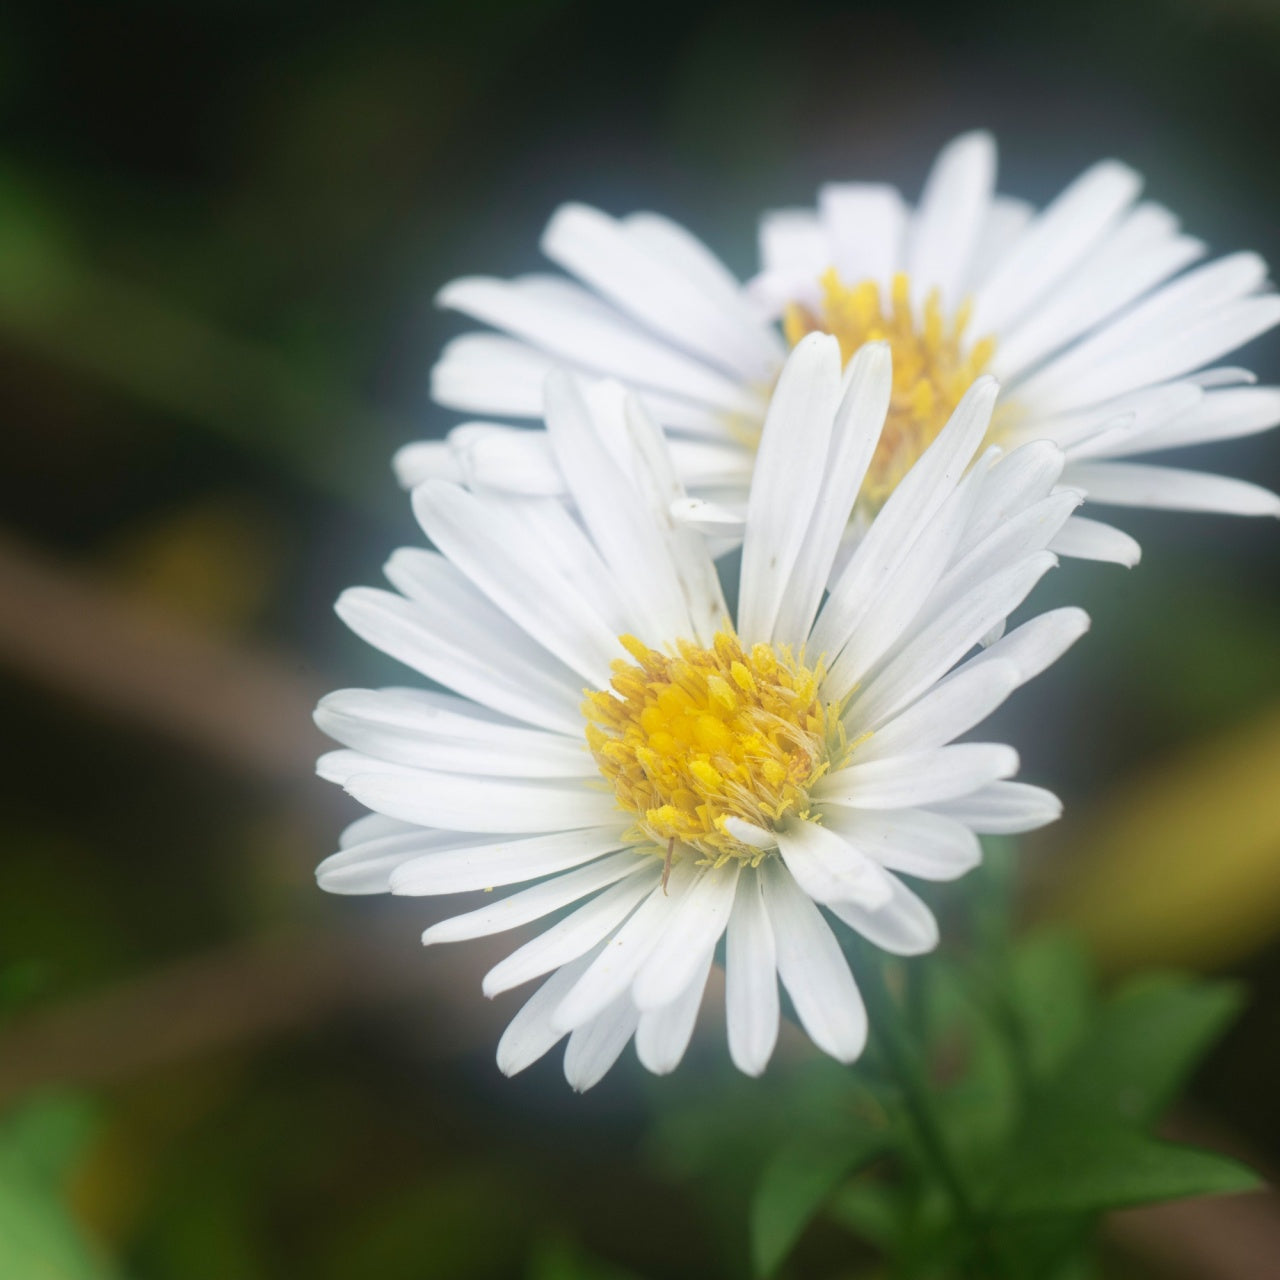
[855,948,1005,1278]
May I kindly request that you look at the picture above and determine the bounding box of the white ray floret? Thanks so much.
[410,132,1280,563]
[318,337,1087,1089]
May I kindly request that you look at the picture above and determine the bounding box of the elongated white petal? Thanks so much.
[635,950,713,1076]
[725,869,780,1076]
[963,195,1035,292]
[829,873,940,956]
[907,130,996,313]
[847,551,1058,732]
[496,946,602,1077]
[811,375,999,660]
[480,862,662,994]
[972,159,1141,334]
[344,768,620,834]
[563,994,640,1092]
[316,687,594,778]
[1131,385,1280,452]
[760,860,867,1064]
[412,480,625,686]
[822,808,981,881]
[963,606,1091,684]
[818,744,1020,810]
[1049,515,1142,566]
[632,864,740,1011]
[932,781,1062,832]
[1064,461,1280,516]
[772,342,892,647]
[624,398,728,645]
[338,812,416,849]
[337,582,582,735]
[542,203,783,381]
[776,819,895,910]
[856,659,1022,760]
[395,828,631,897]
[544,372,694,642]
[318,828,491,896]
[818,182,906,288]
[551,859,698,1032]
[952,441,1067,560]
[425,851,650,951]
[438,275,764,416]
[737,333,843,645]
[392,440,464,488]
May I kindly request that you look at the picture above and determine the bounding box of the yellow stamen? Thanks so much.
[784,270,997,506]
[583,630,844,866]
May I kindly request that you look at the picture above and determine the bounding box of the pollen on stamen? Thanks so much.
[784,269,997,506]
[583,631,844,867]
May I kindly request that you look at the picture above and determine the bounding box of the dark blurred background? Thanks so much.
[1,1,1278,1276]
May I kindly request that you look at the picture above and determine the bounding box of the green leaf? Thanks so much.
[1007,931,1094,1079]
[996,1128,1260,1217]
[750,1128,884,1277]
[1045,974,1244,1128]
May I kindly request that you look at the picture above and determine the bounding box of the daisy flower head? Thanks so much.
[317,336,1089,1090]
[410,131,1280,565]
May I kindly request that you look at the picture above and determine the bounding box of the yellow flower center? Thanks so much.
[583,631,844,865]
[785,269,997,507]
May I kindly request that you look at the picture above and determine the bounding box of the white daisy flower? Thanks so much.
[316,336,1087,1090]
[407,130,1280,566]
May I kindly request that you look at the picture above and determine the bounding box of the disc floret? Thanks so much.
[584,631,843,865]
[785,269,996,505]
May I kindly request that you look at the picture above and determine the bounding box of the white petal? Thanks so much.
[952,441,1067,561]
[544,372,694,641]
[818,182,906,288]
[446,422,566,496]
[963,195,1035,292]
[392,440,464,488]
[1049,515,1142,566]
[931,781,1062,833]
[759,860,867,1064]
[817,744,1020,810]
[343,768,620,834]
[438,274,764,416]
[623,397,729,645]
[394,828,632,898]
[318,827,491,896]
[425,851,650,950]
[563,995,640,1091]
[1063,461,1280,516]
[430,333,558,419]
[756,207,830,301]
[854,659,1022,760]
[828,873,940,956]
[772,342,892,648]
[1128,385,1280,452]
[345,569,581,734]
[480,861,663,994]
[724,869,780,1076]
[496,946,602,1077]
[971,160,1141,335]
[822,808,981,881]
[551,858,698,1032]
[632,863,740,1011]
[907,130,996,313]
[776,820,895,910]
[542,203,783,381]
[810,374,999,660]
[964,606,1091,684]
[412,480,625,686]
[338,812,415,849]
[844,551,1058,732]
[315,687,594,778]
[635,950,713,1076]
[737,333,843,645]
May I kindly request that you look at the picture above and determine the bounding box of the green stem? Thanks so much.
[855,950,1006,1279]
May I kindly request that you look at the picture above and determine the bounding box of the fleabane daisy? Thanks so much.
[318,335,1088,1090]
[407,130,1280,565]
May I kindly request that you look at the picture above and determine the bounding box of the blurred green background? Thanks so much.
[1,0,1278,1275]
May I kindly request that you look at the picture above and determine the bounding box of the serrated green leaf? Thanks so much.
[996,1128,1260,1216]
[750,1128,885,1277]
[1046,974,1244,1128]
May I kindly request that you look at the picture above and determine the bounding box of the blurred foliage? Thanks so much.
[2,0,1280,1276]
